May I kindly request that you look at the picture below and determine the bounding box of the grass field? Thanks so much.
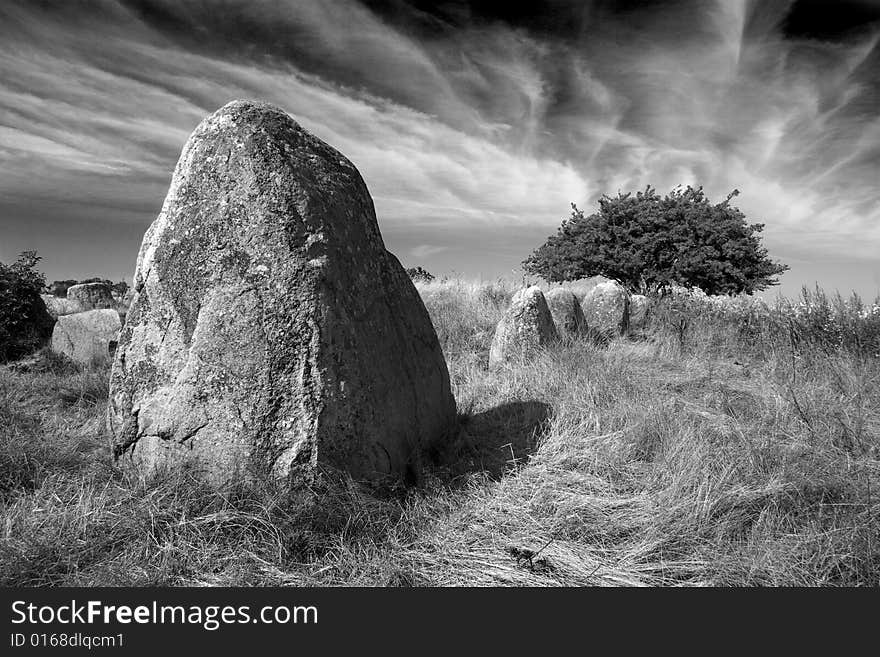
[1,280,879,586]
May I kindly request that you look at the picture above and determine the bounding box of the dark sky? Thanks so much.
[1,0,879,296]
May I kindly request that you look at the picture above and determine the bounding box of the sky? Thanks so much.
[0,0,878,298]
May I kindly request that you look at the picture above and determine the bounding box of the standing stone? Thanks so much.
[51,309,121,365]
[67,283,114,310]
[41,294,84,319]
[544,288,586,336]
[629,294,649,329]
[108,100,456,486]
[488,286,558,369]
[581,280,629,336]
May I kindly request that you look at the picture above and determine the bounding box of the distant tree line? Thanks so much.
[47,277,129,297]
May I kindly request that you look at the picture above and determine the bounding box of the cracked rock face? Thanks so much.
[488,286,558,369]
[108,100,456,486]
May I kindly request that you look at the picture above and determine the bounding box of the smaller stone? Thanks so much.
[41,294,84,319]
[488,286,558,369]
[630,294,650,329]
[67,283,115,310]
[581,280,629,336]
[545,288,586,335]
[51,309,121,365]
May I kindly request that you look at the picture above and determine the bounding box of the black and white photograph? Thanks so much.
[1,0,879,627]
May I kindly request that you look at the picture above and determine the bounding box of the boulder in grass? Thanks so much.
[67,282,114,310]
[488,286,558,369]
[41,294,84,319]
[51,309,121,365]
[0,294,54,363]
[629,294,650,329]
[544,288,586,336]
[108,100,456,487]
[581,280,629,336]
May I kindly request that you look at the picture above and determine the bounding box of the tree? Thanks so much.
[0,251,54,362]
[47,279,78,297]
[523,186,788,295]
[406,266,435,283]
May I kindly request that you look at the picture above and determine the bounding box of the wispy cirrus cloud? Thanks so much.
[0,0,878,294]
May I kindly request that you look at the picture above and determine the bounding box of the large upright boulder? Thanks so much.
[581,280,629,336]
[544,288,586,336]
[51,309,121,365]
[67,283,114,310]
[488,286,558,369]
[108,100,456,486]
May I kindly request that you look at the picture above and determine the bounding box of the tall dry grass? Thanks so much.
[1,282,878,586]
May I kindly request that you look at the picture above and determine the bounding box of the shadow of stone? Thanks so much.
[430,401,552,483]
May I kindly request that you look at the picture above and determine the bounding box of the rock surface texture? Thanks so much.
[629,294,649,329]
[544,288,586,336]
[41,294,84,319]
[51,309,121,365]
[488,286,558,369]
[581,280,630,336]
[108,100,456,486]
[67,283,115,310]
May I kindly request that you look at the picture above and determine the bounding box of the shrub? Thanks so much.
[524,186,789,295]
[406,266,435,283]
[781,287,880,360]
[0,252,54,363]
[46,279,78,297]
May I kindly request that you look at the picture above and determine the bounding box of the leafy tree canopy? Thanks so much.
[0,251,52,362]
[523,186,789,296]
[406,266,435,283]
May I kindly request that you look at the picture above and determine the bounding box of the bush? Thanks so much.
[524,186,789,295]
[46,279,78,297]
[406,267,435,283]
[49,277,128,298]
[0,252,54,363]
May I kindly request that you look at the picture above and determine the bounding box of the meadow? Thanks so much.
[1,279,878,586]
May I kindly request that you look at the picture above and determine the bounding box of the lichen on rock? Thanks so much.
[544,288,586,336]
[109,100,456,486]
[488,286,558,369]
